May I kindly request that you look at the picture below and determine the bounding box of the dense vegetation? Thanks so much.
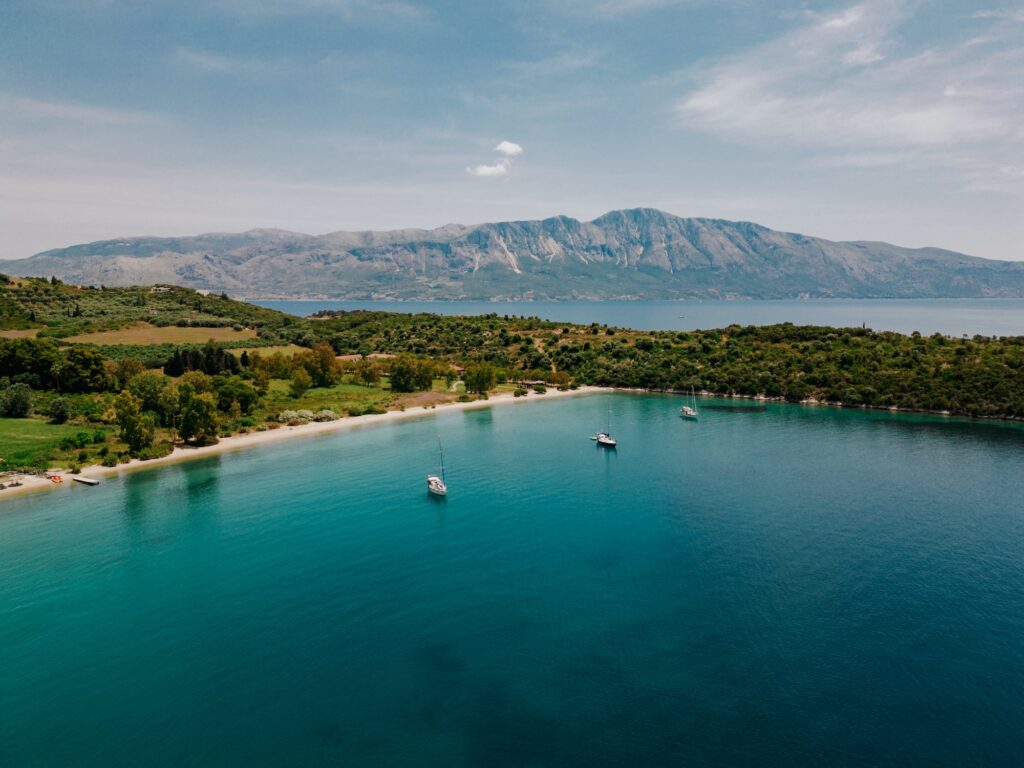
[2,277,1023,473]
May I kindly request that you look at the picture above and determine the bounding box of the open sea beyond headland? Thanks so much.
[2,394,1023,766]
[256,298,1024,338]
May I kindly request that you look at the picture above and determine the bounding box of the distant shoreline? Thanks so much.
[1,386,607,503]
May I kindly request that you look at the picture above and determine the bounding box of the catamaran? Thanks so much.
[680,386,699,420]
[427,438,448,496]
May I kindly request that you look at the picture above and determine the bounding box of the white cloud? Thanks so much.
[466,160,511,177]
[467,141,524,177]
[676,0,1024,187]
[972,7,1024,22]
[494,140,524,157]
[212,0,423,21]
[0,93,162,126]
[554,0,711,16]
[174,47,277,75]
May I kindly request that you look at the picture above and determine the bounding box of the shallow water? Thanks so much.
[2,395,1023,766]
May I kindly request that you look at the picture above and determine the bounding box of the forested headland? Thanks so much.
[2,275,1023,472]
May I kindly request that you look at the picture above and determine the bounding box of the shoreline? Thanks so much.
[0,386,608,503]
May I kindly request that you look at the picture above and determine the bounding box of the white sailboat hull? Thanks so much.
[427,475,447,496]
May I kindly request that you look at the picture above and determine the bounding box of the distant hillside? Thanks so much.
[5,209,1024,299]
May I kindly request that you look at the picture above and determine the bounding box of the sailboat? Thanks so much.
[592,405,618,448]
[680,386,699,420]
[427,438,448,496]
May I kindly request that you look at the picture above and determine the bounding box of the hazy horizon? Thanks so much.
[3,206,1013,263]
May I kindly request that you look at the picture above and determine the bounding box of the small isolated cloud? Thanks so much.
[467,160,512,177]
[467,140,524,177]
[494,140,524,157]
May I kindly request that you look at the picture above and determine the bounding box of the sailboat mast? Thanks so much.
[438,438,446,483]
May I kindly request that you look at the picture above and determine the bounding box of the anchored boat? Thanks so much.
[427,438,448,496]
[592,405,618,448]
[680,386,699,420]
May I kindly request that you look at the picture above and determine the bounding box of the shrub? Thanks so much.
[1,383,32,417]
[101,455,118,467]
[277,409,315,424]
[60,432,93,450]
[533,384,547,394]
[48,397,72,424]
[513,387,527,397]
[314,409,338,422]
[137,442,173,461]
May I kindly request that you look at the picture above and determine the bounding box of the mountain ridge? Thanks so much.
[4,208,1023,300]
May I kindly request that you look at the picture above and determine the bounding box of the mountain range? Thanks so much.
[4,208,1023,300]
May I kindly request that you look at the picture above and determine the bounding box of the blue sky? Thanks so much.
[1,0,1022,260]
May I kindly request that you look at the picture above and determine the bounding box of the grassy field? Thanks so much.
[64,322,259,345]
[0,418,90,471]
[255,380,394,422]
[228,344,308,358]
[0,329,40,339]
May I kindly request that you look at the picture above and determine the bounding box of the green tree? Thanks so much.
[302,341,341,387]
[178,390,219,446]
[112,358,145,390]
[213,375,259,414]
[128,371,178,425]
[1,383,32,417]
[388,356,418,392]
[290,367,312,398]
[464,363,497,394]
[355,358,380,386]
[57,346,110,392]
[113,390,155,455]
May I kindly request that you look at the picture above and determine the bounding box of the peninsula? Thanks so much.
[2,276,1023,491]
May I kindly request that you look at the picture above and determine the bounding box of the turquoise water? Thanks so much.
[256,298,1024,337]
[2,394,1024,766]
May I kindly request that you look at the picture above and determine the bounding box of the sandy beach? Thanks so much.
[0,386,606,503]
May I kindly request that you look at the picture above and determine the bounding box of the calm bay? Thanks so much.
[2,393,1023,766]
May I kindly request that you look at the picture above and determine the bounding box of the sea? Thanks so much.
[2,393,1023,766]
[255,298,1024,338]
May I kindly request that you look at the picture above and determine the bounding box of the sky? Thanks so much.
[1,0,1022,260]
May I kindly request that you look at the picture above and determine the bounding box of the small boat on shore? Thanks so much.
[72,476,100,486]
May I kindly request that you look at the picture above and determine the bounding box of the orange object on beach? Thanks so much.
[50,475,63,484]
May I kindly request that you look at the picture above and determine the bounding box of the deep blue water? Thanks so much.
[2,394,1024,766]
[255,298,1024,337]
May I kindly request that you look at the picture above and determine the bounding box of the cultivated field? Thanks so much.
[64,322,258,345]
[229,344,307,358]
